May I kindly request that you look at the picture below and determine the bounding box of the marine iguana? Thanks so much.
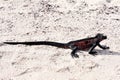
[4,33,109,58]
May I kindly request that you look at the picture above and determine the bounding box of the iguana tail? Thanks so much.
[4,41,68,48]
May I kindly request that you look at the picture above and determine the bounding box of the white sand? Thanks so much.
[0,0,120,80]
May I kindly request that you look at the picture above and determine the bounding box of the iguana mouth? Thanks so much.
[103,36,107,39]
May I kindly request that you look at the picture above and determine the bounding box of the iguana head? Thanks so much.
[95,33,107,40]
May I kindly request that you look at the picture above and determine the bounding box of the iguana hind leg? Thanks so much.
[71,47,79,58]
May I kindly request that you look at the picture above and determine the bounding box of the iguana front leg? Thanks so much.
[89,43,97,55]
[98,43,109,49]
